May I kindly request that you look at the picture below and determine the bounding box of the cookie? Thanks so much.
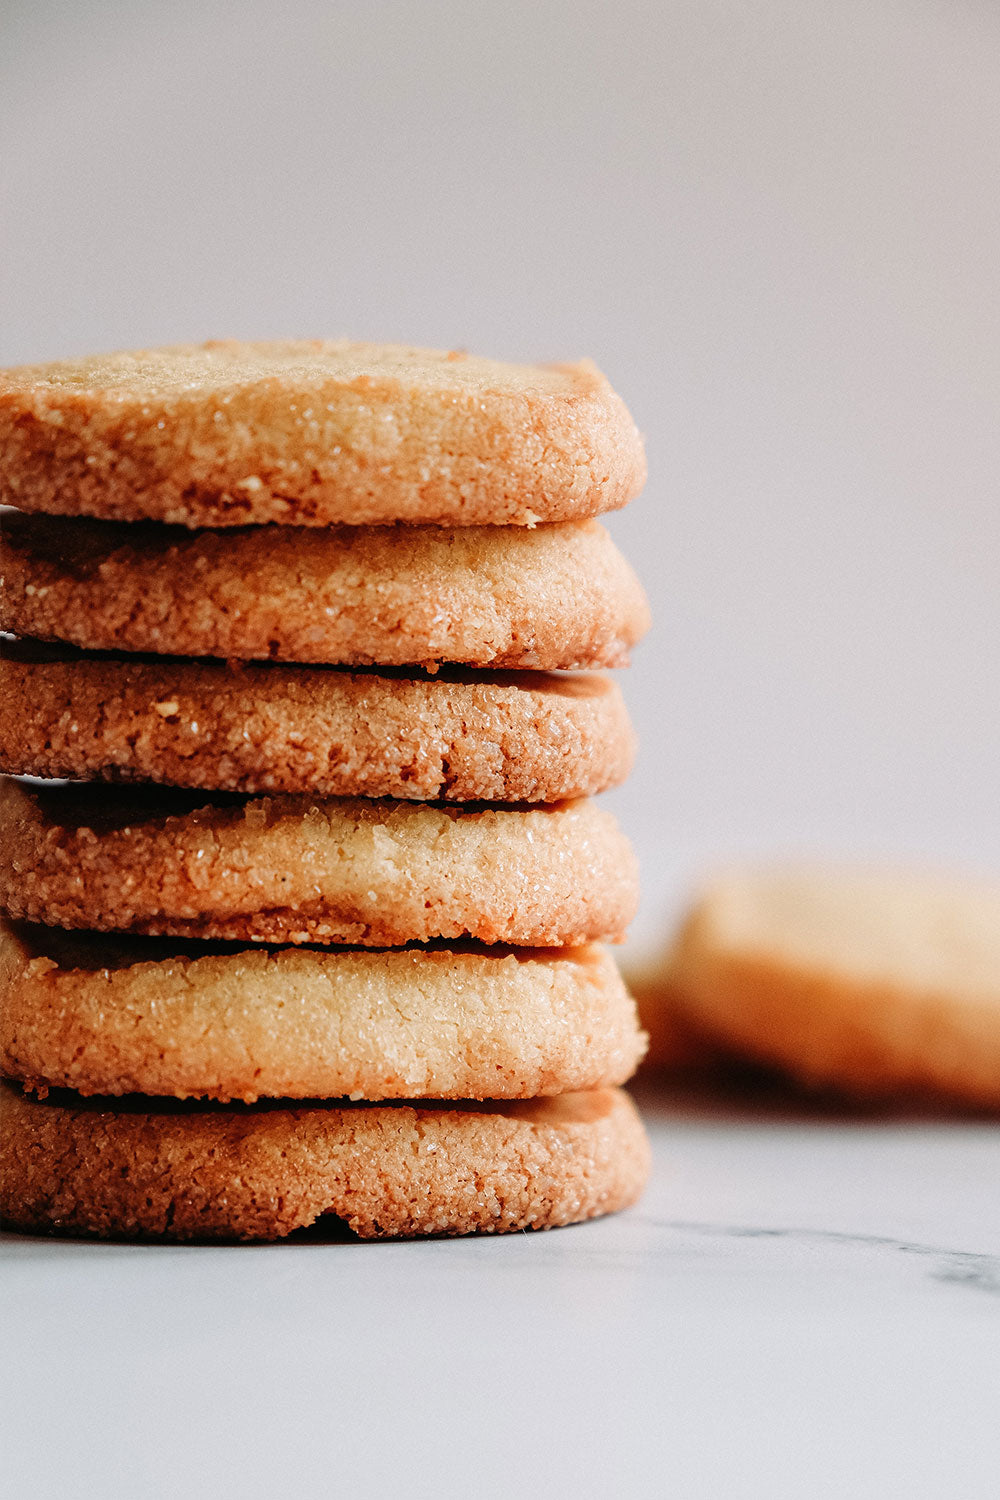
[667,866,1000,1106]
[0,1083,651,1240]
[625,963,722,1073]
[0,339,645,529]
[0,921,646,1102]
[0,780,638,947]
[0,512,649,671]
[0,642,635,802]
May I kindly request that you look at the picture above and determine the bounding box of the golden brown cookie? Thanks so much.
[0,340,645,529]
[0,780,638,947]
[0,512,649,671]
[0,1083,651,1240]
[0,922,646,1102]
[667,866,1000,1106]
[0,642,635,802]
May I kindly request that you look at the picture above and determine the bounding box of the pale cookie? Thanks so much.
[0,512,649,671]
[0,1083,651,1240]
[668,866,1000,1106]
[0,922,647,1102]
[0,643,635,802]
[0,339,645,529]
[0,781,638,947]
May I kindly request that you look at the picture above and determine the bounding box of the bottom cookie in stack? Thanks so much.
[0,1085,648,1241]
[0,913,650,1240]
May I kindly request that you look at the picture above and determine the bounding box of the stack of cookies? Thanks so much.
[0,340,651,1241]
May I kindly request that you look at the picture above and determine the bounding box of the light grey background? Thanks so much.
[3,0,999,946]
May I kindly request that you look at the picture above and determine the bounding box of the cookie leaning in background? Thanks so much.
[666,866,1000,1106]
[0,1084,651,1241]
[0,512,649,670]
[0,923,646,1102]
[0,642,635,802]
[0,781,638,946]
[0,339,645,528]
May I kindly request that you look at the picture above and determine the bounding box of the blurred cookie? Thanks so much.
[0,339,645,529]
[625,962,723,1073]
[668,866,1000,1105]
[0,781,637,947]
[0,642,635,802]
[0,1083,651,1241]
[0,512,649,671]
[0,922,646,1102]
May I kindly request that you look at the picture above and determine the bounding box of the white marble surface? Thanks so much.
[4,1080,998,1500]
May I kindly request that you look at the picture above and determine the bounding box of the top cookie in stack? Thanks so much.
[0,340,651,1243]
[0,339,645,528]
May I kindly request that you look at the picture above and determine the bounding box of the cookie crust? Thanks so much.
[669,867,1000,1106]
[0,781,638,947]
[0,644,635,802]
[0,340,646,529]
[0,512,649,671]
[0,920,646,1102]
[0,1083,651,1240]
